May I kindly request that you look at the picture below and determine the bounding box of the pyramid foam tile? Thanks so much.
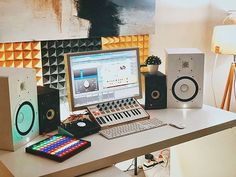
[41,38,102,98]
[0,41,43,85]
[101,34,149,65]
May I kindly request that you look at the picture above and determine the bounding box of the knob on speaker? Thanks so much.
[144,71,167,109]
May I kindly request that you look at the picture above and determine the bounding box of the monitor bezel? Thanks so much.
[64,47,142,112]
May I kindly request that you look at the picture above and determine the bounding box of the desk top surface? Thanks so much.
[0,105,236,177]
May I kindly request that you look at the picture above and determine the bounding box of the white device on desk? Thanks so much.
[165,48,204,108]
[87,97,149,128]
[0,67,39,151]
[64,48,166,139]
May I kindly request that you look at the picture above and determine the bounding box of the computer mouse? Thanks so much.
[169,123,186,129]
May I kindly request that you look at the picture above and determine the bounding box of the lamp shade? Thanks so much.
[211,25,236,55]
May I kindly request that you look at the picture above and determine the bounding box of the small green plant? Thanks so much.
[145,55,162,66]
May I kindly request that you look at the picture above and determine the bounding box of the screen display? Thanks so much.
[66,48,141,110]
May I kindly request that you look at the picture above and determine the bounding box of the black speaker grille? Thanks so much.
[144,72,167,109]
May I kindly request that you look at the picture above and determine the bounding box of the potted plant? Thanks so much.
[145,55,162,73]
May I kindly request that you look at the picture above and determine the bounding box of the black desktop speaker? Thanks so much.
[144,71,167,109]
[37,86,60,134]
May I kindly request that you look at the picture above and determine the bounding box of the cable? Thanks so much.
[211,54,219,107]
[223,11,236,24]
[159,149,170,168]
[223,14,231,24]
[123,159,135,172]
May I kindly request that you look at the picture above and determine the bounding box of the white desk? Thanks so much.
[0,105,236,177]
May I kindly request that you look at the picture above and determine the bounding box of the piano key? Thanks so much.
[123,111,128,117]
[126,111,131,117]
[130,110,136,116]
[100,117,106,124]
[136,109,141,114]
[133,109,139,115]
[111,114,122,124]
[113,114,118,120]
[105,116,110,122]
[108,115,113,121]
[96,118,102,124]
[116,113,121,119]
[118,113,123,118]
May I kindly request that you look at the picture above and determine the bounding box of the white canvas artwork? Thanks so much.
[0,0,155,42]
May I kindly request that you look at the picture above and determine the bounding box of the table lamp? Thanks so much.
[211,25,236,111]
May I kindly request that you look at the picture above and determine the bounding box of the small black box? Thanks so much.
[58,118,101,138]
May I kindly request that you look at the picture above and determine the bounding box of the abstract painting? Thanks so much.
[74,0,155,38]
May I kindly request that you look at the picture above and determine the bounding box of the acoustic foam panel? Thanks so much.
[0,42,42,84]
[41,38,102,98]
[101,34,149,65]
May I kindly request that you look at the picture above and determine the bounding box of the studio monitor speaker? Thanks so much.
[165,48,204,108]
[0,68,39,151]
[37,86,60,134]
[144,71,167,109]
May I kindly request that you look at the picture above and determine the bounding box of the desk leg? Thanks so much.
[134,157,138,175]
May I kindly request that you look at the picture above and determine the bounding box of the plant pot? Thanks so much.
[147,65,159,73]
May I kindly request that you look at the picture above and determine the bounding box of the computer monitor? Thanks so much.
[64,48,141,111]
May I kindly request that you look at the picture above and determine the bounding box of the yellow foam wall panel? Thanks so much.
[0,42,42,85]
[102,34,149,65]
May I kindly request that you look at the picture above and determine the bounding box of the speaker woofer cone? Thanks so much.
[15,101,35,136]
[46,109,55,120]
[172,76,198,102]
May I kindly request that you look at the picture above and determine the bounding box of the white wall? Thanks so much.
[0,0,89,42]
[150,0,236,177]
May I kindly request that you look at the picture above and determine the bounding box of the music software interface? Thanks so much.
[70,50,140,108]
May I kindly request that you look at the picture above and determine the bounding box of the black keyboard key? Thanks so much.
[118,113,123,118]
[96,118,102,124]
[123,111,128,117]
[100,117,106,124]
[108,115,113,121]
[136,109,141,114]
[105,116,110,122]
[113,114,118,120]
[133,109,139,115]
[126,111,131,117]
[115,113,121,119]
[130,110,136,116]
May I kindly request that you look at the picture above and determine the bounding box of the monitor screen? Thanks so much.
[64,48,141,111]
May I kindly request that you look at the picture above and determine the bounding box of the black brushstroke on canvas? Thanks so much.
[74,0,123,38]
